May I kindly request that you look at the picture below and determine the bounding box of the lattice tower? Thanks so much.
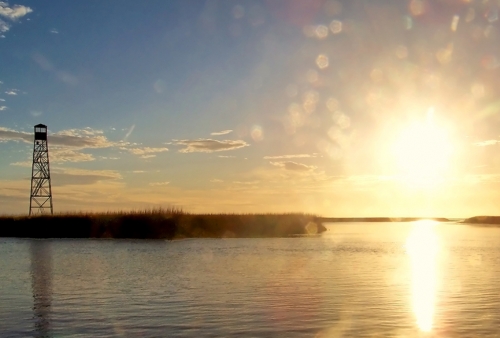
[29,124,53,215]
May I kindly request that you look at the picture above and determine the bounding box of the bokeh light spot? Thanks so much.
[232,5,245,19]
[487,9,498,23]
[315,25,329,39]
[329,20,342,34]
[404,15,413,30]
[436,44,453,65]
[333,111,351,129]
[251,125,263,142]
[316,54,329,69]
[303,90,319,114]
[481,54,498,70]
[409,0,425,16]
[451,15,460,32]
[326,98,339,112]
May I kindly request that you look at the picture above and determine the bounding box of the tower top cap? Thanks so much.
[34,124,47,128]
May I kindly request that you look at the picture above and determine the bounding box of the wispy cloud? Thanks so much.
[270,161,317,172]
[123,124,135,141]
[123,147,169,158]
[0,126,121,149]
[51,149,95,163]
[475,140,499,147]
[174,139,249,153]
[264,154,317,159]
[30,110,42,117]
[12,149,96,164]
[50,28,58,34]
[32,53,78,85]
[0,19,8,36]
[211,129,233,136]
[5,90,17,95]
[218,155,235,158]
[53,168,122,186]
[210,179,223,183]
[10,160,30,167]
[149,181,170,186]
[0,106,6,111]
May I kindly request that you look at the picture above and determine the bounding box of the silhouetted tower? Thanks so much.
[29,124,53,215]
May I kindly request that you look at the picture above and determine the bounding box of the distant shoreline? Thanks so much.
[461,216,500,225]
[319,217,451,222]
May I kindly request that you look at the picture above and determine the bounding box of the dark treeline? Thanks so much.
[0,209,326,239]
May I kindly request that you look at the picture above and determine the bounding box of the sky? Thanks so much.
[1,0,500,217]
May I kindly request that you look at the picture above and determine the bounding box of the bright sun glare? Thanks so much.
[393,108,453,188]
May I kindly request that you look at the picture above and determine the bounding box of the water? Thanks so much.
[1,221,500,337]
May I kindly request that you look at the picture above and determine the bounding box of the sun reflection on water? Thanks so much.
[405,220,440,332]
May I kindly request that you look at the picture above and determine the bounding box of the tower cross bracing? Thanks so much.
[29,124,53,215]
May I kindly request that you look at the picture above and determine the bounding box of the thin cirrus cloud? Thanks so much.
[263,154,317,159]
[0,106,7,111]
[174,139,249,153]
[122,147,169,159]
[270,161,317,172]
[475,140,499,147]
[52,168,122,186]
[5,90,18,95]
[211,130,233,136]
[32,53,79,85]
[149,181,170,187]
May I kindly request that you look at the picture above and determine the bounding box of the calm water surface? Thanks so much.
[1,221,500,337]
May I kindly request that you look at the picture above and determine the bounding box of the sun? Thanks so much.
[392,108,453,187]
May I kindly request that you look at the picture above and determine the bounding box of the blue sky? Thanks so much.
[2,0,500,216]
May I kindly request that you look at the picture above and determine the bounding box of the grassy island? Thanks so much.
[0,209,326,239]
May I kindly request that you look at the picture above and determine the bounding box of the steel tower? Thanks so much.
[29,124,53,215]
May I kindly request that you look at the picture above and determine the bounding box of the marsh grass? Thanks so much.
[0,209,325,239]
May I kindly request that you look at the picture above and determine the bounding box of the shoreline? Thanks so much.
[0,211,326,240]
[319,217,451,222]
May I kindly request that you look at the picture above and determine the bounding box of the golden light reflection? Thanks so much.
[405,220,440,332]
